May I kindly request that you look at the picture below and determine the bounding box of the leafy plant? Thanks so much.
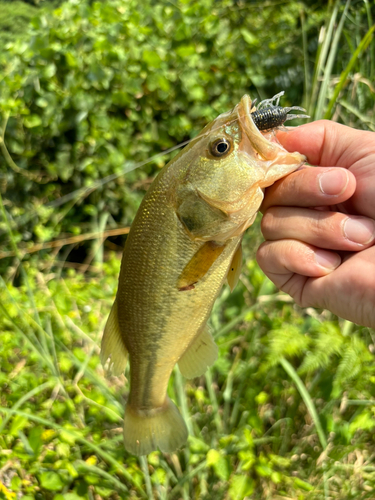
[0,0,323,261]
[1,1,375,499]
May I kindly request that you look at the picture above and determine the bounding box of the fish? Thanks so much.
[100,94,306,456]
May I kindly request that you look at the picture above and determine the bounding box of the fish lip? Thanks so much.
[238,95,253,122]
[237,94,258,137]
[237,94,306,178]
[236,95,280,161]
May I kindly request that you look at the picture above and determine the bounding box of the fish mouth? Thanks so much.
[236,94,306,182]
[237,94,280,161]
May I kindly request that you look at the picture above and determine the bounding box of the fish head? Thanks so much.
[175,95,306,241]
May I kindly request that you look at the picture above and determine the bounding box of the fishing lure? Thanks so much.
[251,91,309,131]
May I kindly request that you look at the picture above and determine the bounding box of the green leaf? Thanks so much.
[240,29,257,46]
[206,449,231,481]
[24,115,42,128]
[349,410,375,434]
[189,436,209,453]
[267,325,311,365]
[229,475,254,499]
[43,64,56,78]
[176,45,195,57]
[10,415,28,435]
[294,477,314,491]
[28,426,44,454]
[39,472,64,491]
[53,494,84,500]
[142,49,162,68]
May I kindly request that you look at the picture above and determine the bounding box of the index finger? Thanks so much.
[276,120,375,168]
[261,166,356,213]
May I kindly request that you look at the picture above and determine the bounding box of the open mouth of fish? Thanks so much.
[237,95,306,182]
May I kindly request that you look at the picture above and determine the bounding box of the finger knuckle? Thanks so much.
[310,211,334,238]
[261,209,278,236]
[260,213,271,234]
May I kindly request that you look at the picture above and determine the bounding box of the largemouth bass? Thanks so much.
[101,95,305,456]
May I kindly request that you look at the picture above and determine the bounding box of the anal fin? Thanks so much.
[178,327,218,379]
[227,242,243,292]
[100,299,128,376]
[177,241,225,291]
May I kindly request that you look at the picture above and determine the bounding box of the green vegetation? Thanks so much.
[0,1,63,45]
[0,0,375,499]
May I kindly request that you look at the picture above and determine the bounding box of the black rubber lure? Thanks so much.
[250,91,309,131]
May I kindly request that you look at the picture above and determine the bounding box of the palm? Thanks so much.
[258,122,375,328]
[342,162,375,219]
[302,247,375,328]
[317,130,375,219]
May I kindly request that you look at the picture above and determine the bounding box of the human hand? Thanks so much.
[256,120,375,328]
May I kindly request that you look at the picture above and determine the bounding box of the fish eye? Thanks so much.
[209,138,232,157]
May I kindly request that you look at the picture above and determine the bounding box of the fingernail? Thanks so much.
[319,169,348,196]
[343,217,375,245]
[315,250,341,270]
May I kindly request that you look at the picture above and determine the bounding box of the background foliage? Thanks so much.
[1,0,373,259]
[0,0,375,499]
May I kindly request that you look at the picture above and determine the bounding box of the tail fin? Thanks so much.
[123,398,188,456]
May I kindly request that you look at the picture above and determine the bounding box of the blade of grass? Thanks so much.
[339,99,375,130]
[223,348,242,433]
[45,315,62,379]
[214,304,258,339]
[174,368,192,500]
[174,369,194,436]
[0,114,40,181]
[315,0,351,120]
[0,190,42,329]
[280,357,327,449]
[75,460,129,494]
[169,460,207,499]
[0,226,130,261]
[0,381,54,433]
[0,407,147,497]
[204,369,223,435]
[1,275,120,409]
[139,456,154,499]
[324,24,375,119]
[280,357,329,498]
[214,294,287,340]
[310,1,340,113]
[0,299,54,373]
[364,0,374,79]
[300,6,311,110]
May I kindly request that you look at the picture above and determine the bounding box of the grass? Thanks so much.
[302,0,375,127]
[1,1,375,499]
[1,230,375,499]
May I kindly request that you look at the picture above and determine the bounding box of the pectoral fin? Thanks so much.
[227,243,243,292]
[178,327,218,379]
[177,241,225,291]
[100,299,128,376]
